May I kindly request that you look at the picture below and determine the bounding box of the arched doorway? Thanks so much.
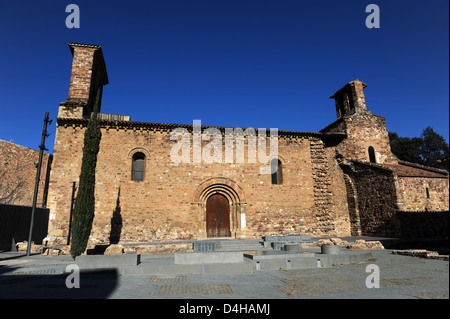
[193,177,246,239]
[206,194,231,237]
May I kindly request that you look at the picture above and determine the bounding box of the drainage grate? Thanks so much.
[276,275,361,296]
[149,275,187,283]
[6,269,58,275]
[158,284,233,295]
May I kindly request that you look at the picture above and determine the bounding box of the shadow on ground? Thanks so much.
[0,264,119,299]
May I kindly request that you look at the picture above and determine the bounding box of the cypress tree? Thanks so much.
[70,91,102,258]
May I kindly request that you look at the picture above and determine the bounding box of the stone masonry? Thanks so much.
[0,139,52,207]
[45,43,449,246]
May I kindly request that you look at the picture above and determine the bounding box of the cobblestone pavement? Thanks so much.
[0,250,448,301]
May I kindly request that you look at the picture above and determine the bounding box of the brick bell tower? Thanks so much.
[321,79,398,165]
[58,43,108,119]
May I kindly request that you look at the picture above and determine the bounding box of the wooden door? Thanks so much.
[206,194,231,237]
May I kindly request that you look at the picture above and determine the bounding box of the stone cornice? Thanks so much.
[56,117,346,140]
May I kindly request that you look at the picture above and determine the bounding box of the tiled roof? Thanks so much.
[348,160,448,178]
[56,117,346,139]
[383,161,449,178]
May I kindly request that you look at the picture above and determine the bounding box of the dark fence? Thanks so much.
[0,204,49,251]
[397,211,449,239]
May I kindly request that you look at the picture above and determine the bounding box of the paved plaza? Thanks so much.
[0,240,448,301]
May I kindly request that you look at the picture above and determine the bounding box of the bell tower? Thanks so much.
[330,79,369,119]
[322,79,398,165]
[58,42,108,119]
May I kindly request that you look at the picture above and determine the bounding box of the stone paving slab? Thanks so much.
[0,249,448,300]
[1,235,449,303]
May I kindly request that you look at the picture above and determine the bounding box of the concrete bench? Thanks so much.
[174,251,243,265]
[75,254,141,268]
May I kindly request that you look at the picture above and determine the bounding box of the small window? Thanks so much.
[426,187,430,199]
[368,146,376,163]
[271,159,283,185]
[347,90,355,110]
[132,152,145,181]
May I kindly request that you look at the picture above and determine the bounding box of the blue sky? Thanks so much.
[0,0,448,154]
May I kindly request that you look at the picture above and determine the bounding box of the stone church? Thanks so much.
[46,43,449,245]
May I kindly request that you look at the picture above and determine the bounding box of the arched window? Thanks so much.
[271,159,283,185]
[368,146,376,163]
[132,152,145,181]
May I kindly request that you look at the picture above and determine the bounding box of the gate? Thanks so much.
[0,204,49,251]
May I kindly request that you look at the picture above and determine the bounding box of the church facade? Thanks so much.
[46,43,449,245]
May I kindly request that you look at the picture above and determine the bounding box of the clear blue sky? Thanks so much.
[0,0,448,154]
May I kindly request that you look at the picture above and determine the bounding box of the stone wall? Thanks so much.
[339,158,449,237]
[396,176,449,212]
[341,160,400,237]
[47,119,350,244]
[0,139,52,207]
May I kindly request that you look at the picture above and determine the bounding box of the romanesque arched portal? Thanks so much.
[193,177,246,239]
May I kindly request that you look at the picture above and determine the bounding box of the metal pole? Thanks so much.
[67,181,77,245]
[26,112,51,256]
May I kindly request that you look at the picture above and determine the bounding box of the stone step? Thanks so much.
[216,247,264,252]
[217,240,262,246]
[192,240,263,252]
[215,240,264,252]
